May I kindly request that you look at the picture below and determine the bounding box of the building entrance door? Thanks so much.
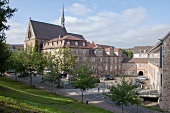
[138,71,143,75]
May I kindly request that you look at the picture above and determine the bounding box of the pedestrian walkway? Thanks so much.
[5,73,162,113]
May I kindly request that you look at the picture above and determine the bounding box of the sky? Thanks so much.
[5,0,170,48]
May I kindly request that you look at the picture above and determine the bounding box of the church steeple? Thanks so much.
[61,5,65,28]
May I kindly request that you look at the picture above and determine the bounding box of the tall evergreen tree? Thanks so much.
[0,0,17,74]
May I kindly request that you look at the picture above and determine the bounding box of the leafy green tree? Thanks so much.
[121,49,128,57]
[20,46,45,86]
[43,47,77,88]
[121,49,133,58]
[8,51,25,81]
[0,0,17,74]
[127,51,133,58]
[73,63,98,103]
[58,47,77,75]
[108,76,140,113]
[33,39,38,52]
[0,43,11,75]
[43,53,60,93]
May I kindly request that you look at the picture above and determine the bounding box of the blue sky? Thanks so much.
[6,0,170,48]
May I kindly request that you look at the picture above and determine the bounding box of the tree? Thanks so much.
[73,63,98,103]
[20,46,45,86]
[0,43,11,74]
[108,76,141,113]
[8,50,25,81]
[58,46,77,75]
[127,51,133,58]
[33,39,38,52]
[121,49,128,57]
[43,53,60,93]
[0,0,17,74]
[43,47,77,88]
[121,49,133,58]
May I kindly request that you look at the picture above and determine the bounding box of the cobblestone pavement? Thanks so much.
[84,93,162,113]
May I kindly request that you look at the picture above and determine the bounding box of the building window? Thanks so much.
[83,49,86,54]
[75,49,78,54]
[115,66,117,69]
[82,57,86,61]
[99,51,103,55]
[105,65,108,70]
[90,57,95,62]
[110,66,112,71]
[76,57,79,62]
[91,66,95,70]
[75,41,78,46]
[67,41,70,45]
[83,42,85,46]
[99,57,102,62]
[161,74,162,86]
[105,57,108,62]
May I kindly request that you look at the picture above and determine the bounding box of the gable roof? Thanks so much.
[149,31,170,53]
[61,35,85,41]
[133,46,152,54]
[30,20,67,40]
[67,33,85,40]
[122,58,148,63]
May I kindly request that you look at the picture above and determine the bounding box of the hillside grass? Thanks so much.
[0,77,111,113]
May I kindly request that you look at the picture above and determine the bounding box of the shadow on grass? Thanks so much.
[0,77,111,113]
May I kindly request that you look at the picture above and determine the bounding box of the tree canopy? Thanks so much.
[73,63,98,102]
[108,76,141,113]
[0,0,17,74]
[121,49,133,58]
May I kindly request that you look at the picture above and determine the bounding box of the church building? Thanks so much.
[24,6,124,76]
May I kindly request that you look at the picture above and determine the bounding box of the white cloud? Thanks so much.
[51,6,170,48]
[5,21,26,44]
[6,4,170,49]
[66,3,92,16]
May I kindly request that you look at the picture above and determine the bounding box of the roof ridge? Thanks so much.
[30,20,61,27]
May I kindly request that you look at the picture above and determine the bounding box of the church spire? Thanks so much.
[61,5,65,28]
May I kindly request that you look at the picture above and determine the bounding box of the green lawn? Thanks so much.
[0,77,111,113]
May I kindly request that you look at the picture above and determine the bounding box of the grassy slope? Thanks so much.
[0,77,111,113]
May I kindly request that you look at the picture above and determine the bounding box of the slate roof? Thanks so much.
[149,31,170,53]
[96,44,113,48]
[30,20,67,40]
[122,58,148,63]
[67,33,85,40]
[133,46,152,54]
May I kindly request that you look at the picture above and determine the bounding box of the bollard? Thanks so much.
[86,101,88,105]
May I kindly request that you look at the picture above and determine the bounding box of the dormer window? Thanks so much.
[67,41,70,46]
[83,42,85,46]
[98,57,102,62]
[75,41,78,46]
